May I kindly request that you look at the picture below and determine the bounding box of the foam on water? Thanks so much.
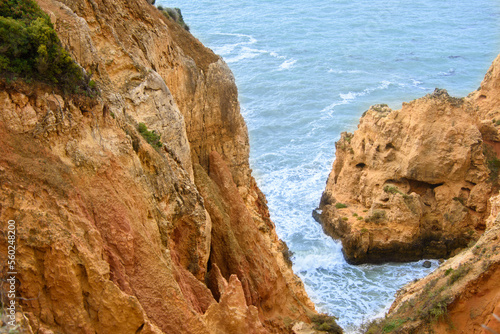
[158,0,500,330]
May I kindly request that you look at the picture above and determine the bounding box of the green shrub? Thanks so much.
[383,185,402,195]
[0,0,94,94]
[382,318,406,332]
[310,314,342,334]
[447,264,471,286]
[335,202,347,209]
[138,122,163,148]
[365,210,386,223]
[159,7,190,31]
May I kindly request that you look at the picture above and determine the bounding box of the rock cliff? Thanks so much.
[363,191,500,333]
[0,0,318,333]
[316,54,500,265]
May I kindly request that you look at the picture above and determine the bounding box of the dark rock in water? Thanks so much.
[422,260,432,268]
[312,208,322,223]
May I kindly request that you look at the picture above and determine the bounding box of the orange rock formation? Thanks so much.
[316,54,500,265]
[0,0,318,333]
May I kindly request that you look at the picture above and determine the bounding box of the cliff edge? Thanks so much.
[316,54,500,265]
[0,0,320,333]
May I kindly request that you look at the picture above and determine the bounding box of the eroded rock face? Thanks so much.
[370,191,500,334]
[0,0,317,333]
[317,54,500,264]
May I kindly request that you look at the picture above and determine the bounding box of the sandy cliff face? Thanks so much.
[364,191,500,333]
[316,54,500,264]
[0,0,316,333]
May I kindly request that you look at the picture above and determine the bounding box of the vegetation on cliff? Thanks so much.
[0,0,96,94]
[157,6,190,31]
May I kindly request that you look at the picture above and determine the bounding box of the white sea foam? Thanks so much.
[279,58,297,70]
[321,81,393,115]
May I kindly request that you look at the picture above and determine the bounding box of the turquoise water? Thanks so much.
[158,0,500,331]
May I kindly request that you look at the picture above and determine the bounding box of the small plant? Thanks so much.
[159,7,190,31]
[429,301,448,322]
[335,202,347,209]
[310,314,342,334]
[357,216,364,220]
[382,318,406,332]
[447,264,471,285]
[342,217,348,221]
[444,268,453,276]
[365,210,386,223]
[138,122,162,148]
[352,213,358,217]
[383,185,401,195]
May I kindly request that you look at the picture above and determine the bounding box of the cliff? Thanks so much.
[0,0,319,333]
[316,54,500,265]
[363,192,500,333]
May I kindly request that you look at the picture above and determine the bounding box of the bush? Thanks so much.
[383,185,401,195]
[335,202,347,209]
[365,210,386,223]
[310,314,343,334]
[159,7,190,31]
[138,122,163,148]
[0,0,94,94]
[447,264,471,286]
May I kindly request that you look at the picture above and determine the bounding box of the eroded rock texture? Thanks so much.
[0,0,316,333]
[317,54,500,264]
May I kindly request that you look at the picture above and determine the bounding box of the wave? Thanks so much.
[438,68,456,77]
[210,32,296,70]
[320,80,392,115]
[211,32,257,57]
[279,58,297,70]
[328,69,368,74]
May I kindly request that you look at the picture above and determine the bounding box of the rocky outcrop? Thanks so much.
[316,54,500,264]
[0,0,317,333]
[364,191,500,333]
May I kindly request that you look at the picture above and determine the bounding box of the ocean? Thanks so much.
[157,0,500,331]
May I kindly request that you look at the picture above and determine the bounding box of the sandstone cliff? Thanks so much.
[0,0,318,333]
[316,54,500,265]
[363,191,500,333]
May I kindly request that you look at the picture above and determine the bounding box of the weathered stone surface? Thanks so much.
[316,55,500,264]
[374,191,500,334]
[204,275,269,334]
[0,0,318,332]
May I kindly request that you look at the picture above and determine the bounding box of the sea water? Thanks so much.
[157,0,500,331]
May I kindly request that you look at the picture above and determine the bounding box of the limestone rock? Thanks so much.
[317,55,500,264]
[204,275,269,334]
[371,191,500,333]
[0,0,317,332]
